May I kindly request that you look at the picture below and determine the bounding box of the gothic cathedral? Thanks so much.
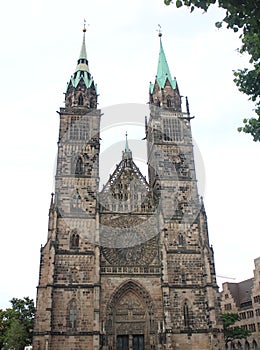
[33,27,224,350]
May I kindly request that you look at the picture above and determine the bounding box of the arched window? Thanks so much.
[245,341,251,350]
[78,94,84,105]
[181,272,186,284]
[157,100,161,107]
[70,231,79,248]
[183,301,190,327]
[178,233,184,246]
[71,190,82,212]
[75,157,84,175]
[167,98,172,107]
[237,342,242,350]
[68,300,77,329]
[252,340,258,350]
[90,99,95,108]
[70,124,79,140]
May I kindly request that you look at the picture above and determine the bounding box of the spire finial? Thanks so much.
[122,131,132,160]
[125,131,129,152]
[157,24,162,38]
[83,19,87,33]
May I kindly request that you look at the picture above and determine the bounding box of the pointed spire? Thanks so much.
[150,28,177,94]
[66,21,96,94]
[122,132,132,160]
[79,20,87,60]
[125,131,130,152]
[75,20,90,74]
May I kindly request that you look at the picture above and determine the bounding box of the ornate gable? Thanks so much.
[99,155,155,214]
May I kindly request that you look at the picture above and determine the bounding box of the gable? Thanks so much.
[99,157,155,214]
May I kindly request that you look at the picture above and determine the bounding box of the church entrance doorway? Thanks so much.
[117,335,144,350]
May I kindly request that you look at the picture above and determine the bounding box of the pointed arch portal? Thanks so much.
[105,281,155,350]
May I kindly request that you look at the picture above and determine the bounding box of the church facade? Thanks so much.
[33,28,224,350]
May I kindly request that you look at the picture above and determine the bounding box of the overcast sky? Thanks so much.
[0,0,259,309]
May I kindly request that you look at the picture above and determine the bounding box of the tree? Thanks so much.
[222,313,251,345]
[4,318,27,350]
[164,0,260,142]
[0,297,35,349]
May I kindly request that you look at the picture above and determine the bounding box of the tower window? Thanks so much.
[78,94,84,105]
[71,190,83,212]
[183,301,190,327]
[68,300,77,329]
[70,230,79,248]
[70,124,79,140]
[167,98,172,107]
[75,157,84,175]
[163,118,183,142]
[178,233,184,246]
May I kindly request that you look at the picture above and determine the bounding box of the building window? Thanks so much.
[167,98,172,107]
[178,233,184,246]
[70,123,79,140]
[254,295,260,303]
[75,156,84,175]
[70,231,79,248]
[68,300,77,329]
[240,312,246,319]
[224,303,232,311]
[248,323,256,332]
[71,190,83,212]
[163,118,182,142]
[252,340,258,350]
[247,310,254,318]
[245,341,250,350]
[224,293,229,299]
[79,124,88,140]
[183,301,190,327]
[78,94,84,105]
[237,342,242,350]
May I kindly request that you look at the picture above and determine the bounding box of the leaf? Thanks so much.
[176,0,183,8]
[215,21,222,29]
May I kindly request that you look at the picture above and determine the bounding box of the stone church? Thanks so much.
[33,26,224,350]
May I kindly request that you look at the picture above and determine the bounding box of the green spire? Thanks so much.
[122,132,132,160]
[79,28,87,60]
[150,33,177,93]
[67,24,94,91]
[75,25,89,74]
[125,132,130,152]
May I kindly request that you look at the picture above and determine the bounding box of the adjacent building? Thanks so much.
[33,27,224,350]
[221,257,260,349]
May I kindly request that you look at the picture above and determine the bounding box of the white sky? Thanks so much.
[0,0,259,309]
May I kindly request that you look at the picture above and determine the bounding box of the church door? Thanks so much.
[133,335,144,350]
[117,335,129,350]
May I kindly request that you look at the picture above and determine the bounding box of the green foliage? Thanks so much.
[238,116,260,142]
[222,313,251,345]
[0,297,35,349]
[164,0,260,141]
[4,318,27,350]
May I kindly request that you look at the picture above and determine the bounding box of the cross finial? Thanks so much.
[157,24,162,37]
[83,19,89,33]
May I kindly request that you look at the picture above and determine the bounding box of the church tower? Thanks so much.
[33,28,224,350]
[33,25,102,350]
